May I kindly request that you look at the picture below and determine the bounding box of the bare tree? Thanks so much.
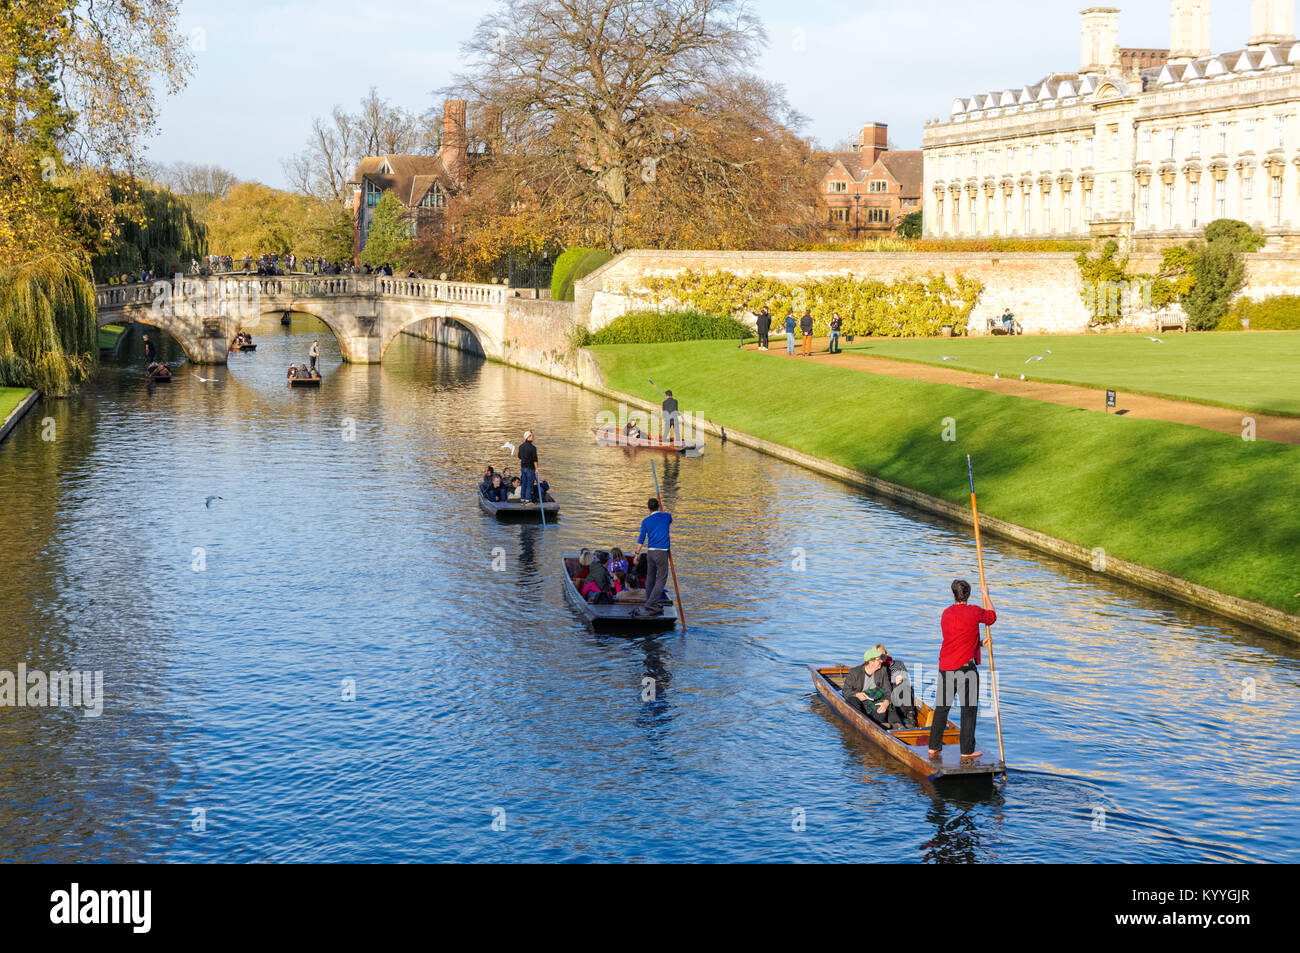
[283,106,357,201]
[445,0,774,251]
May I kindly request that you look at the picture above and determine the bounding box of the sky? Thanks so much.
[147,0,1268,188]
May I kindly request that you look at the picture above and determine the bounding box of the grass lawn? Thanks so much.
[98,323,127,351]
[592,340,1300,615]
[839,331,1300,417]
[1,387,33,424]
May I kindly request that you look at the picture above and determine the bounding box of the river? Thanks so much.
[1,318,1297,862]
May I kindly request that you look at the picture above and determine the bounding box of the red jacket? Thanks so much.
[939,603,997,670]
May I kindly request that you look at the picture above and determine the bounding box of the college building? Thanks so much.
[349,100,469,260]
[820,123,923,237]
[922,0,1300,242]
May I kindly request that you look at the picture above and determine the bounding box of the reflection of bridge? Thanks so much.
[94,275,587,375]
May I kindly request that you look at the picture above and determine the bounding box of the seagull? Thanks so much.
[193,372,221,383]
[1145,336,1164,343]
[205,496,223,509]
[501,441,516,456]
[1025,354,1048,364]
[994,373,999,379]
[1020,374,1026,380]
[940,355,957,361]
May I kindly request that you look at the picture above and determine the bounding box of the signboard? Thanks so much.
[1106,390,1117,413]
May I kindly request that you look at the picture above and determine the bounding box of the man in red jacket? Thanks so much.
[929,579,996,761]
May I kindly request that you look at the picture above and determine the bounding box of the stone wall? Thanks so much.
[404,317,487,357]
[577,248,1300,335]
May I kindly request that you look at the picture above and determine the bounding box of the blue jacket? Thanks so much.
[638,511,672,549]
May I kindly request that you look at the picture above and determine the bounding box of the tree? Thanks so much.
[90,180,208,281]
[446,0,816,253]
[359,192,414,270]
[0,254,97,397]
[1178,220,1264,330]
[149,162,237,221]
[204,182,350,262]
[283,90,440,203]
[896,210,923,240]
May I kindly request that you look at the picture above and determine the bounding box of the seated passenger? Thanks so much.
[479,467,496,497]
[607,547,628,575]
[287,365,296,380]
[310,366,321,379]
[487,474,507,502]
[624,421,644,440]
[296,364,310,378]
[841,648,906,729]
[573,549,593,581]
[580,556,613,603]
[507,477,522,501]
[873,643,918,729]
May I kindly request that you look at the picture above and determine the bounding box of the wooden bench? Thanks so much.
[1154,311,1188,333]
[987,316,1022,336]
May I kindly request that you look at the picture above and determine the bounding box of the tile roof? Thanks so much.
[351,155,454,207]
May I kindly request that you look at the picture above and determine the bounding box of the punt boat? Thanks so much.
[561,553,676,630]
[809,664,1003,790]
[477,492,559,522]
[288,377,321,388]
[591,427,704,454]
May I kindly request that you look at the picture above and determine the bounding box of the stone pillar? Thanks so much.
[1249,0,1295,49]
[1170,0,1211,65]
[1081,7,1122,76]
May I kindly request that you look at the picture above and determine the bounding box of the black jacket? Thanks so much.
[754,311,771,334]
[841,664,886,709]
[518,441,538,469]
[800,314,814,334]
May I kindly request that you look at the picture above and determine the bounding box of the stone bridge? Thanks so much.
[94,275,591,378]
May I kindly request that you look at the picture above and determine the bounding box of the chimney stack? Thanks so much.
[440,99,469,189]
[1248,0,1295,49]
[858,123,889,164]
[1169,0,1211,65]
[1080,7,1122,75]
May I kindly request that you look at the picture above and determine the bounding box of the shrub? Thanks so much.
[895,210,923,240]
[1176,220,1263,330]
[635,270,982,337]
[580,309,752,346]
[551,247,612,302]
[1220,295,1300,330]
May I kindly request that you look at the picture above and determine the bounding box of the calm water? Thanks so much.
[1,319,1298,863]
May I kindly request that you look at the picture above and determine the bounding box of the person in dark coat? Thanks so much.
[871,643,918,729]
[828,313,842,354]
[784,312,797,355]
[753,306,772,350]
[517,431,540,503]
[143,333,156,364]
[662,390,680,443]
[841,648,901,728]
[800,310,814,356]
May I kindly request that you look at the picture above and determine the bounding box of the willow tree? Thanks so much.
[0,0,190,394]
[445,0,816,253]
[90,180,209,282]
[0,255,97,396]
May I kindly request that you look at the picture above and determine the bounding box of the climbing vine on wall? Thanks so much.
[636,270,983,337]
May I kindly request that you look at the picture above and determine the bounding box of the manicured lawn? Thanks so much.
[591,340,1300,615]
[840,331,1300,417]
[1,387,33,424]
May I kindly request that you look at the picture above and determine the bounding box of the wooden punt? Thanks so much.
[561,554,676,629]
[591,427,704,454]
[477,492,559,522]
[148,373,172,383]
[238,344,257,351]
[809,664,1002,788]
[288,377,321,387]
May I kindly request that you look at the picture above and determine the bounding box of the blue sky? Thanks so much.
[149,0,1265,187]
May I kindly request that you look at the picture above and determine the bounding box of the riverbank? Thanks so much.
[586,341,1300,638]
[0,388,37,445]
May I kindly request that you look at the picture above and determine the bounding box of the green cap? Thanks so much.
[863,648,885,663]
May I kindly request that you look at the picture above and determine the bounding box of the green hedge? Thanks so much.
[551,247,612,302]
[580,309,751,346]
[1221,295,1300,330]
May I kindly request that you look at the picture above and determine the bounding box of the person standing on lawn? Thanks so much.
[753,305,771,350]
[928,579,996,762]
[784,311,797,355]
[828,313,842,354]
[800,309,814,356]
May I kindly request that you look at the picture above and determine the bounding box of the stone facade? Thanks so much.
[923,1,1300,243]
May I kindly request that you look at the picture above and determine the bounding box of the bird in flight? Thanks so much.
[1145,336,1164,343]
[501,441,516,456]
[193,372,221,383]
[940,355,957,361]
[205,496,223,509]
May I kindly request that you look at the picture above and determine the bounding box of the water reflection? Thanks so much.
[0,320,1297,862]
